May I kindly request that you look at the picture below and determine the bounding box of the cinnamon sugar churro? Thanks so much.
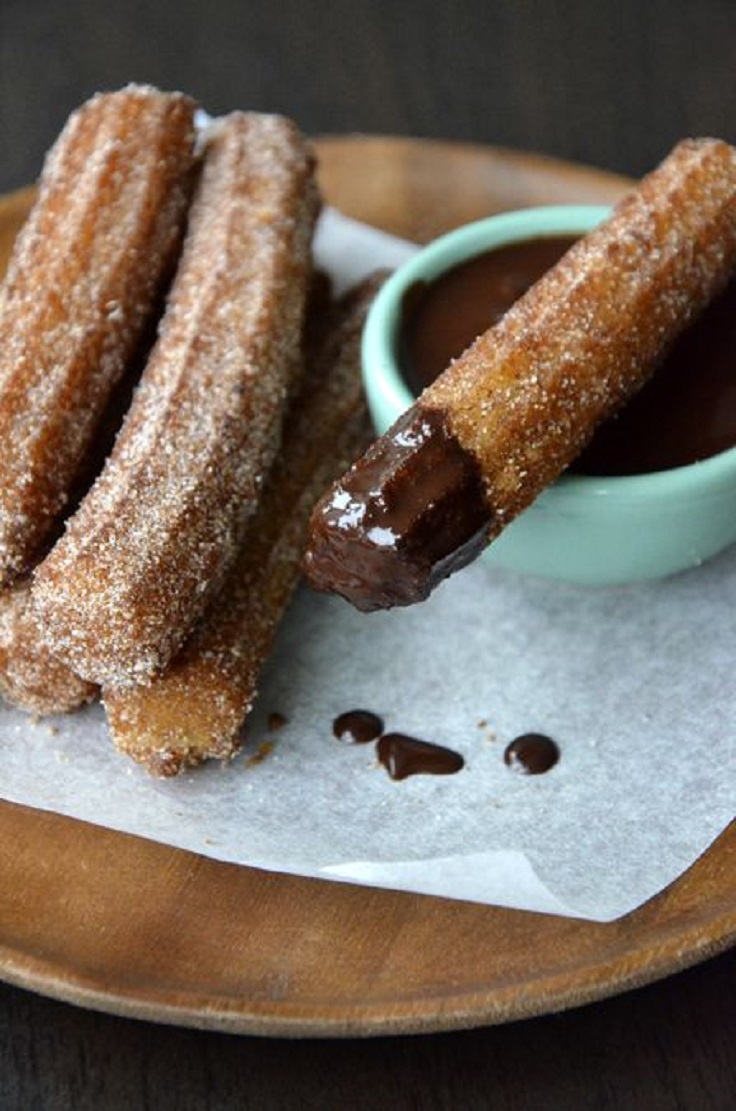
[0,86,197,584]
[305,138,736,610]
[0,581,97,715]
[33,112,319,687]
[104,277,381,775]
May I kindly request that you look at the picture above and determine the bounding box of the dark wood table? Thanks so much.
[0,2,734,1107]
[1,950,734,1110]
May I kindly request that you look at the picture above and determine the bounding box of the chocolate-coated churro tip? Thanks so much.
[305,137,736,610]
[304,406,491,610]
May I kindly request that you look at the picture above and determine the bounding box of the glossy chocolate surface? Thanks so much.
[504,733,560,775]
[377,733,465,780]
[305,406,491,611]
[333,709,384,744]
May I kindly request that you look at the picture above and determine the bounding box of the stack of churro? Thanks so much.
[0,84,380,771]
[3,88,736,776]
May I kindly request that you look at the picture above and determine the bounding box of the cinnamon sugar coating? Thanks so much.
[305,138,736,610]
[104,277,381,775]
[33,112,320,687]
[0,580,97,714]
[0,86,197,584]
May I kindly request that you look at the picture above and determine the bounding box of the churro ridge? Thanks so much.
[33,111,320,686]
[0,85,197,583]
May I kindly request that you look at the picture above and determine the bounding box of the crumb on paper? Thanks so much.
[245,740,274,768]
[477,717,498,741]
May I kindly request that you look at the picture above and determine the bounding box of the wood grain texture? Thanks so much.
[316,137,630,242]
[1,949,734,1111]
[0,141,733,1046]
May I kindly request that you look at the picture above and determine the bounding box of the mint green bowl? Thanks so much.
[361,205,736,585]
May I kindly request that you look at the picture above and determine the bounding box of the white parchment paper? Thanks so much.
[0,210,733,922]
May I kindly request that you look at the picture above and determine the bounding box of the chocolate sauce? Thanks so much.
[402,237,736,475]
[377,733,465,780]
[504,733,560,775]
[402,237,577,395]
[333,709,384,744]
[305,406,491,611]
[267,711,288,732]
[575,277,736,473]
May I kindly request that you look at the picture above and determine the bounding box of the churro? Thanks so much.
[0,581,97,715]
[0,85,197,583]
[305,138,736,610]
[104,277,381,775]
[33,112,319,687]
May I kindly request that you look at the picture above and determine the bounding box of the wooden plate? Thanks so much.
[0,138,733,1038]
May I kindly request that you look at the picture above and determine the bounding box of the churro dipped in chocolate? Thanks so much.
[0,581,97,715]
[0,86,197,584]
[305,138,736,611]
[104,277,381,776]
[33,112,319,687]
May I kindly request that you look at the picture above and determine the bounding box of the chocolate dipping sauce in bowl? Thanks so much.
[361,205,736,585]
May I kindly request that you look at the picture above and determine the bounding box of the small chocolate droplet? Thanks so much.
[504,733,560,775]
[268,712,288,732]
[377,733,465,780]
[333,709,384,745]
